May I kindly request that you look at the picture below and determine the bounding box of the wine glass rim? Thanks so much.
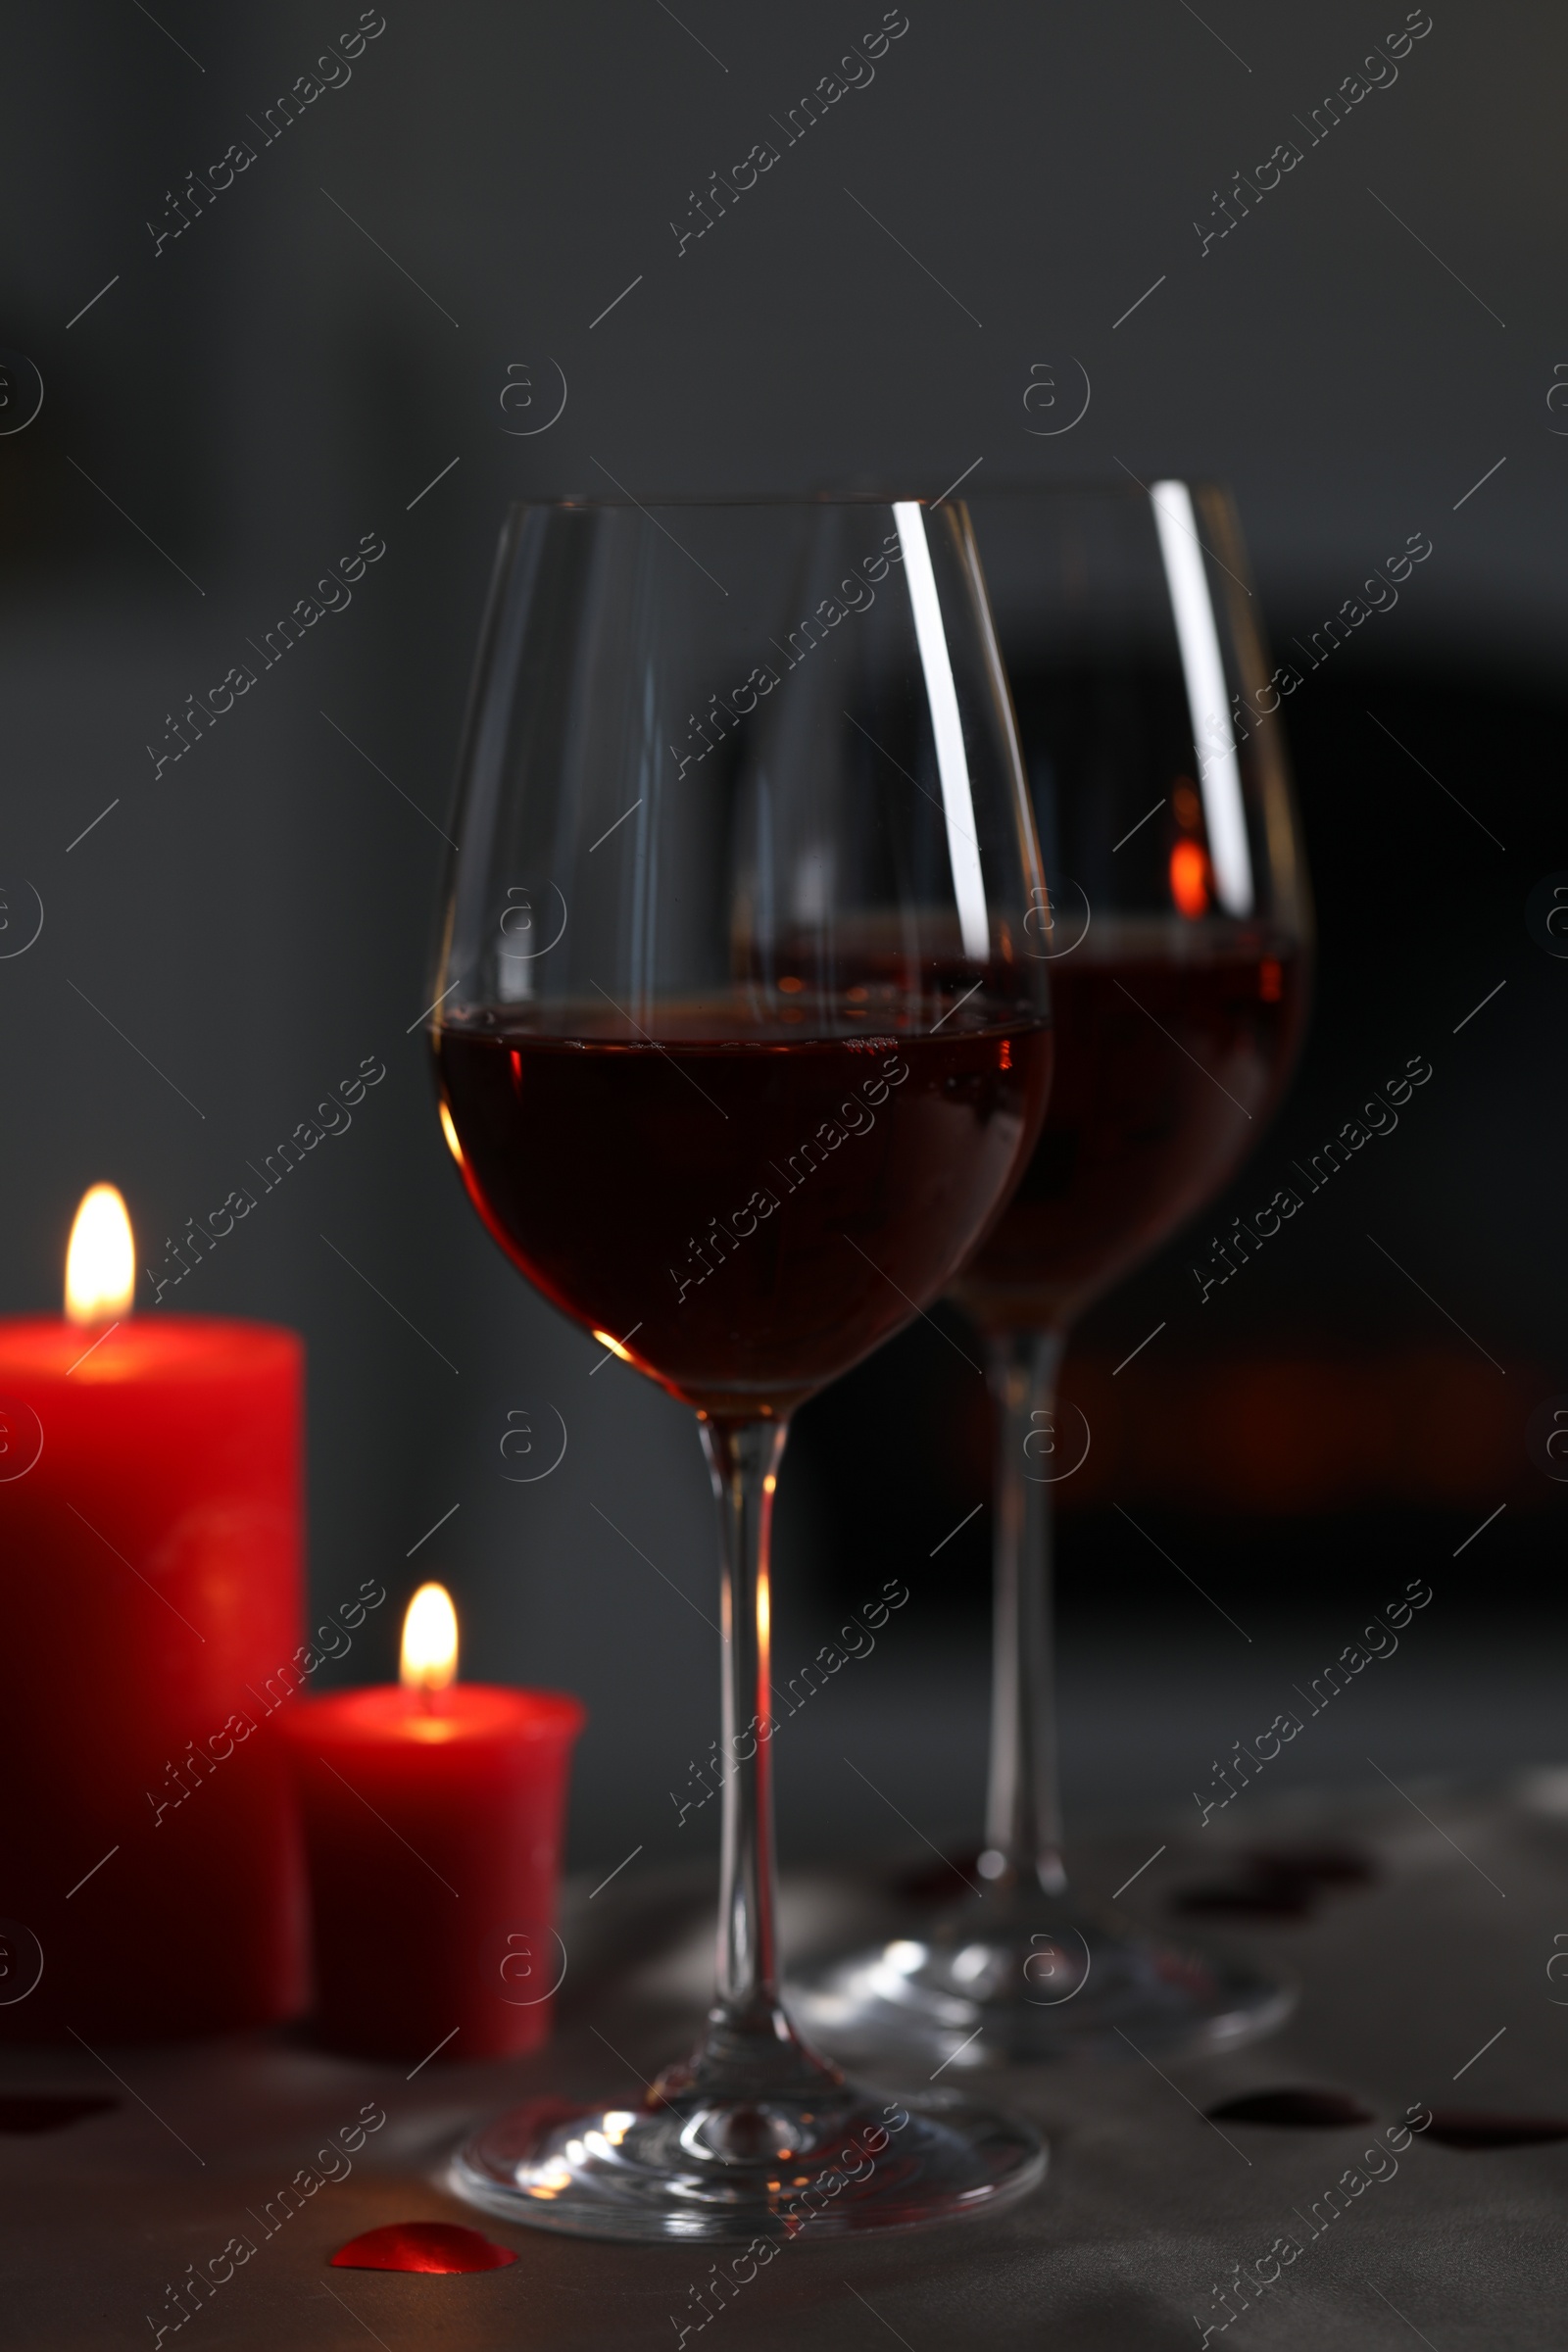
[506,478,1234,515]
[966,474,1233,499]
[508,492,943,514]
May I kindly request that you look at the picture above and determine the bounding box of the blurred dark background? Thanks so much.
[3,1,1564,1874]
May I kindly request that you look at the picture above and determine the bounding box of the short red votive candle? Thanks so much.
[0,1186,306,2044]
[276,1584,585,2061]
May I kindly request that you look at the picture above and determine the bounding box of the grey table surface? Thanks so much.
[5,1773,1566,2350]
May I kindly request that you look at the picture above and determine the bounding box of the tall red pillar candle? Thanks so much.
[0,1187,307,2043]
[276,1584,585,2061]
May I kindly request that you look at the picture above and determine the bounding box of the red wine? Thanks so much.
[437,1010,1052,1418]
[951,936,1304,1331]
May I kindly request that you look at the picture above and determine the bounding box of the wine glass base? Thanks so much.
[786,1906,1295,2072]
[448,2079,1046,2243]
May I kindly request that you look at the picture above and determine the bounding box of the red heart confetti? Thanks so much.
[1423,2112,1568,2150]
[1243,1844,1377,1889]
[1207,2087,1374,2129]
[1174,1843,1379,1923]
[331,2223,517,2274]
[1173,1873,1318,1920]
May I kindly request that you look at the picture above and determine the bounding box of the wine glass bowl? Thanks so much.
[432,497,1052,1424]
[788,481,1311,2069]
[952,479,1308,1337]
[431,496,1053,2235]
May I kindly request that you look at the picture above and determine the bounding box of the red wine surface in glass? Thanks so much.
[436,1007,1052,1419]
[951,928,1304,1332]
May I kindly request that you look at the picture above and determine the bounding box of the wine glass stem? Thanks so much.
[983,1327,1069,1898]
[699,1417,791,2034]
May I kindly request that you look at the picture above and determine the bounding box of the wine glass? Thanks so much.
[429,495,1054,2238]
[788,481,1312,2067]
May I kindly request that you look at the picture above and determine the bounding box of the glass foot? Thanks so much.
[449,2076,1045,2243]
[787,1897,1295,2071]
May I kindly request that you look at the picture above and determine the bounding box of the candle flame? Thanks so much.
[591,1328,634,1364]
[1168,838,1210,921]
[401,1582,459,1694]
[65,1185,135,1325]
[438,1100,465,1167]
